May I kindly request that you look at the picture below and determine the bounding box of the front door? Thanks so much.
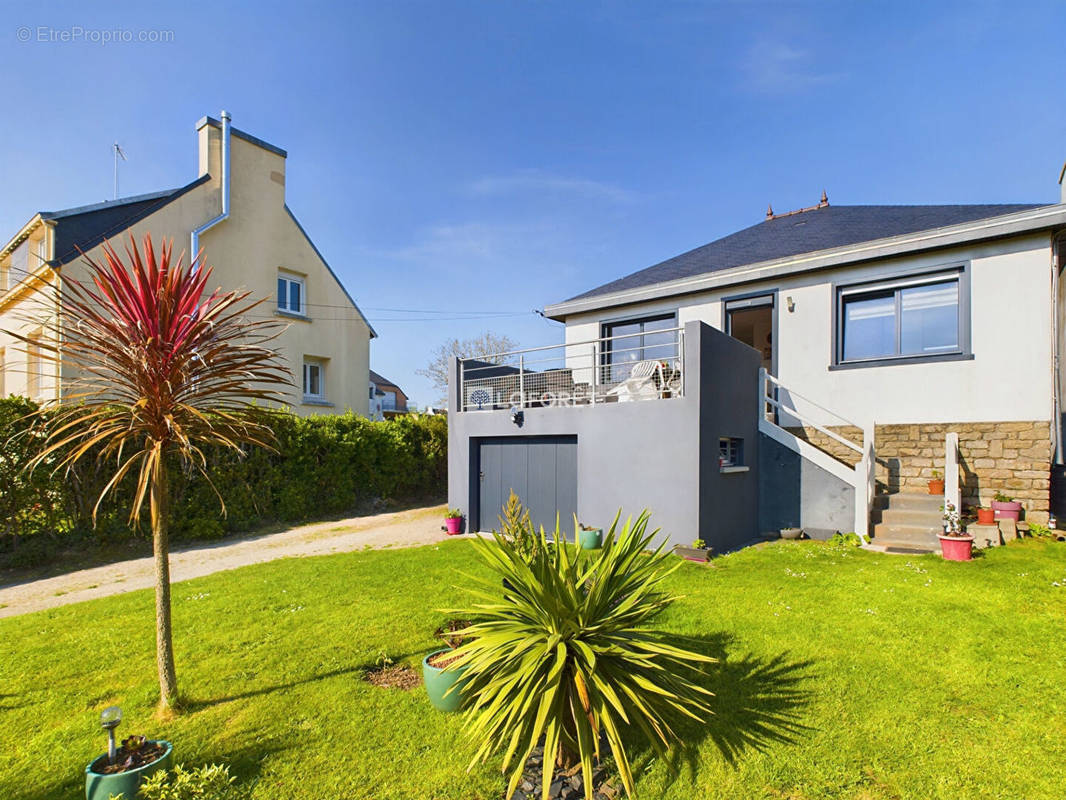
[725,294,775,374]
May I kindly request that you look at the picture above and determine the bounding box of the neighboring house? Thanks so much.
[0,111,376,415]
[449,176,1066,552]
[369,370,409,419]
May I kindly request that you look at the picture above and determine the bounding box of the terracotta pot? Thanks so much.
[938,535,974,561]
[991,500,1022,521]
[977,507,995,525]
[928,479,945,495]
[445,516,462,534]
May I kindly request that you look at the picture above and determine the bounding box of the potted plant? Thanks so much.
[444,508,463,535]
[991,491,1022,522]
[674,538,712,562]
[85,709,173,800]
[577,522,602,550]
[938,502,974,561]
[976,506,996,525]
[780,526,804,540]
[928,469,945,495]
[423,619,471,712]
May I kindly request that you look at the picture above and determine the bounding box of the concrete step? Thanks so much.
[871,522,941,547]
[875,507,944,526]
[874,492,945,512]
[868,540,937,555]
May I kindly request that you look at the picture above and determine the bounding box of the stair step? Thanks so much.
[874,492,945,511]
[876,508,944,526]
[871,523,941,546]
[870,541,937,555]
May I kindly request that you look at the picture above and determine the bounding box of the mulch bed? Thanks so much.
[365,664,421,690]
[507,745,619,800]
[91,740,167,775]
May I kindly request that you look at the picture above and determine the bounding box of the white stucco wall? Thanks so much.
[564,233,1055,426]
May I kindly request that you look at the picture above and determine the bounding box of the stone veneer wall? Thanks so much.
[784,421,1052,524]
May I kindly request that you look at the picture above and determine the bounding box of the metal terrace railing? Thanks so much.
[458,327,685,412]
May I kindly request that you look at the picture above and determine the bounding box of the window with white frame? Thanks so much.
[303,359,324,400]
[836,270,965,365]
[277,273,306,315]
[27,334,42,399]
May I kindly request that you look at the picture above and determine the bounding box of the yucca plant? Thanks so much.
[450,512,715,800]
[5,235,289,708]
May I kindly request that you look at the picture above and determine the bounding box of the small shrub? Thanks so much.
[828,532,862,548]
[1027,522,1053,539]
[136,763,235,799]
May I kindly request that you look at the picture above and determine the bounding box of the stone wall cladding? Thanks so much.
[785,421,1052,524]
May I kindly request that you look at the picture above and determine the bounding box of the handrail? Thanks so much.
[764,371,862,430]
[463,326,685,362]
[763,394,863,454]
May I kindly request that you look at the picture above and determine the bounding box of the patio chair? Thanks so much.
[604,360,663,402]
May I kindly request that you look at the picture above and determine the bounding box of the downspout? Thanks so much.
[1053,233,1063,465]
[190,110,231,268]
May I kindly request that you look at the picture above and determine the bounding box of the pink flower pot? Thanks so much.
[445,517,462,535]
[938,535,974,561]
[991,501,1022,521]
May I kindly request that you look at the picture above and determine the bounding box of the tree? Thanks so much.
[7,235,289,709]
[417,332,518,405]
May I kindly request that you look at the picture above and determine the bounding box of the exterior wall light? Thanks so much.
[786,296,796,312]
[510,406,524,427]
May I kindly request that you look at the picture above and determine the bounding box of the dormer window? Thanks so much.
[277,272,305,316]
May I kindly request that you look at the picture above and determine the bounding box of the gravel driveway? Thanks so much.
[0,504,453,619]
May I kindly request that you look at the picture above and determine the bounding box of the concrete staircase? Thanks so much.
[869,492,943,553]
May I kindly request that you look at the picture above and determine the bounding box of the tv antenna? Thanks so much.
[113,142,127,200]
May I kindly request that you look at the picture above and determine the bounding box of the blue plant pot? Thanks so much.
[85,740,172,800]
[578,527,603,550]
[423,649,469,712]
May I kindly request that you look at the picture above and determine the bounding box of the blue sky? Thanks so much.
[3,0,1065,406]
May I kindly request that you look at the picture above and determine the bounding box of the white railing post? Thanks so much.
[758,367,768,419]
[854,421,875,543]
[590,344,597,405]
[518,354,525,409]
[945,432,960,513]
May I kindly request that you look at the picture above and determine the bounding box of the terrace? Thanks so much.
[456,326,686,413]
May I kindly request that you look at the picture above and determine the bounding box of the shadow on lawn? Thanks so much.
[635,632,816,789]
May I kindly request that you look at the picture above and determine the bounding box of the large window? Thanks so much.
[601,313,677,383]
[278,273,305,315]
[837,271,964,365]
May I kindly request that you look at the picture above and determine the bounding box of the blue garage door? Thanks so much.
[477,436,577,538]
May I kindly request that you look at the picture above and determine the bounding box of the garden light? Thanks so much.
[99,706,122,764]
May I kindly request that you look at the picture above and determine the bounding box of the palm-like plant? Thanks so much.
[451,513,715,800]
[7,235,289,708]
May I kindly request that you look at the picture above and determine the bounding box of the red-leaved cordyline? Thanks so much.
[5,234,291,709]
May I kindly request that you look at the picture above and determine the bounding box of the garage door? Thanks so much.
[477,436,577,538]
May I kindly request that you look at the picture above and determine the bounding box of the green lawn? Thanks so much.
[1,538,1065,799]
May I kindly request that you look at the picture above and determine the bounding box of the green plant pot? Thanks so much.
[85,740,172,800]
[578,527,602,550]
[423,649,468,712]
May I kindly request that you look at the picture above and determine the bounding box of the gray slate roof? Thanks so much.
[568,204,1045,302]
[41,176,209,266]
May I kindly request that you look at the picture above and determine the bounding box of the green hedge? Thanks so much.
[0,397,447,547]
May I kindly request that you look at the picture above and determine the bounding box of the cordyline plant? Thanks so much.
[448,512,715,800]
[6,234,290,709]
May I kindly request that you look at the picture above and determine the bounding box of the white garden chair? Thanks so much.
[604,360,663,402]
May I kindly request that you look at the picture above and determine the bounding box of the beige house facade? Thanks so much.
[0,112,375,415]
